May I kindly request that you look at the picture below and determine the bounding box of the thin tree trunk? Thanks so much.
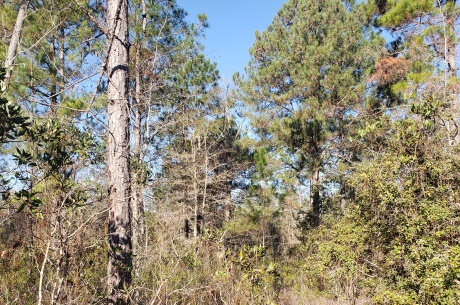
[38,241,51,305]
[132,48,145,281]
[132,1,147,287]
[106,0,132,303]
[50,35,58,109]
[440,6,460,145]
[447,25,459,145]
[58,25,66,104]
[201,130,208,230]
[50,27,64,113]
[3,0,30,86]
[192,138,199,240]
[140,0,150,260]
[311,166,321,226]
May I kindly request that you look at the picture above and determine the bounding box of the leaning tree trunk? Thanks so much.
[3,0,30,86]
[106,0,132,303]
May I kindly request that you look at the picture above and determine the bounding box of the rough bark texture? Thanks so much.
[3,0,30,86]
[106,0,132,303]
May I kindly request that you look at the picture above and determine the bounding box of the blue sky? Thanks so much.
[176,0,287,81]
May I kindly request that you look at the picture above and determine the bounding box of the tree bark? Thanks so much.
[132,0,147,285]
[446,17,459,145]
[3,0,30,87]
[192,137,199,240]
[132,47,145,281]
[311,166,321,226]
[58,24,66,105]
[106,0,132,303]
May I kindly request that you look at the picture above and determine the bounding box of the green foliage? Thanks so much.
[234,244,281,298]
[170,53,219,103]
[0,248,40,304]
[0,66,31,205]
[0,68,30,145]
[0,99,29,143]
[349,119,460,304]
[57,97,87,117]
[296,214,366,301]
[11,118,103,212]
[237,0,382,215]
[288,115,460,304]
[379,0,433,27]
[254,147,268,178]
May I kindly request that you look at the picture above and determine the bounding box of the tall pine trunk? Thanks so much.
[106,0,132,303]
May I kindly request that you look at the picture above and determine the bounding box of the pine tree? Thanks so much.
[237,0,378,221]
[1,0,103,116]
[128,0,213,288]
[376,0,460,145]
[106,0,132,303]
